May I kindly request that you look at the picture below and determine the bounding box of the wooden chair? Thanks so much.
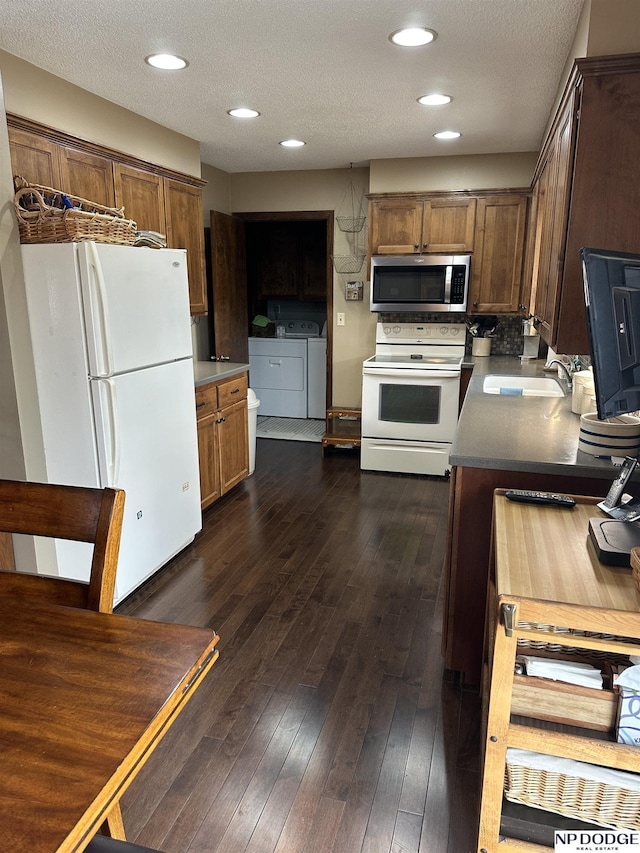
[86,837,164,852]
[0,479,127,839]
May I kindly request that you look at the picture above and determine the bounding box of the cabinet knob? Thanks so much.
[196,401,206,409]
[422,243,428,249]
[414,244,419,250]
[230,388,239,395]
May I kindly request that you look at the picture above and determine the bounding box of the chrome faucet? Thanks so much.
[547,358,574,389]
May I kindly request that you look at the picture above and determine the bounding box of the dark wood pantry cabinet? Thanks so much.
[530,53,640,355]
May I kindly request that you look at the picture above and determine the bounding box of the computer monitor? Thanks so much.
[581,247,640,564]
[581,247,640,420]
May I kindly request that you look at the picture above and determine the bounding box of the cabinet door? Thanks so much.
[534,100,575,344]
[197,411,221,509]
[210,211,249,362]
[369,199,424,254]
[58,146,115,206]
[218,399,249,495]
[8,127,61,188]
[165,178,207,314]
[422,197,476,253]
[113,163,165,233]
[469,195,528,313]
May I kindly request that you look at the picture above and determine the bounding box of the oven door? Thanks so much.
[361,365,460,442]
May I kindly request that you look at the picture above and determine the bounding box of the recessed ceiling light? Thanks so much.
[145,54,188,70]
[434,130,461,139]
[227,108,261,118]
[280,139,306,148]
[418,94,452,106]
[389,28,437,47]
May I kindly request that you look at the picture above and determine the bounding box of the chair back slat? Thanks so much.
[0,480,125,613]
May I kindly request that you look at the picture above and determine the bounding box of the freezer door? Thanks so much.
[91,358,201,601]
[78,242,193,376]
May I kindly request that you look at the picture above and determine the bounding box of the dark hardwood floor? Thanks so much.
[117,439,481,853]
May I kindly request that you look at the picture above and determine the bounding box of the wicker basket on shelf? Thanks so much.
[13,177,137,245]
[505,749,640,830]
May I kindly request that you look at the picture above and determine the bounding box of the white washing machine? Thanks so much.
[248,336,308,418]
[248,320,326,419]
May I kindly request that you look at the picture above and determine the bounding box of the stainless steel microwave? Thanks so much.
[370,254,471,313]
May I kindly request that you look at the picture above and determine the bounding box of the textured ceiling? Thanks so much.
[0,0,584,173]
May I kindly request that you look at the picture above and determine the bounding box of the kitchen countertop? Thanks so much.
[451,356,620,480]
[193,361,250,387]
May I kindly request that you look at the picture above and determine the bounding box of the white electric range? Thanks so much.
[361,322,466,476]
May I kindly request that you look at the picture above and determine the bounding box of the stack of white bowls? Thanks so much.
[578,412,640,457]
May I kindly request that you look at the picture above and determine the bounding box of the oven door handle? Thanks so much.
[363,366,461,379]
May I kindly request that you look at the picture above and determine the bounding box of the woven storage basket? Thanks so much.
[13,179,137,245]
[516,621,633,665]
[630,548,640,594]
[505,749,640,830]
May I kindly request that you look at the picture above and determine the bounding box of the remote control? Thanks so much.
[505,490,576,508]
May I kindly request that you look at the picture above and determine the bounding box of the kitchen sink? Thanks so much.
[482,375,564,397]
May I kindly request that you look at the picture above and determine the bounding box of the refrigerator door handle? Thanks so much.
[96,378,121,485]
[86,241,114,377]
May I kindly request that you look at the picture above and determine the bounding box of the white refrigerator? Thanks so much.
[20,241,202,603]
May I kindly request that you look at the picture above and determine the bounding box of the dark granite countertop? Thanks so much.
[451,356,620,480]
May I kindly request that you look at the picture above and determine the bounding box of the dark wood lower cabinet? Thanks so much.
[443,465,608,685]
[195,373,249,510]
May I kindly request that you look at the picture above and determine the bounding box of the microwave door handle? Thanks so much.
[444,266,453,302]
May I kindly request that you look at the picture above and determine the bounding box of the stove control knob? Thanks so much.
[382,325,391,335]
[449,327,461,337]
[440,326,449,336]
[392,326,401,335]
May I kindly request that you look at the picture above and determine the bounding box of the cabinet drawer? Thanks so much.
[217,373,248,408]
[195,383,218,419]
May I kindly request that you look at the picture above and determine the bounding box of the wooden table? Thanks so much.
[0,595,219,853]
[478,492,640,852]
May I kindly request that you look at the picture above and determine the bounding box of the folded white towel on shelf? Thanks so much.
[518,655,603,689]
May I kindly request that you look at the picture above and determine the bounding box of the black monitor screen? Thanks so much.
[581,247,640,419]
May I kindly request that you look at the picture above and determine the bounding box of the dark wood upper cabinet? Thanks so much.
[113,163,165,234]
[530,54,640,354]
[7,115,207,316]
[245,219,328,302]
[58,146,115,207]
[8,126,61,188]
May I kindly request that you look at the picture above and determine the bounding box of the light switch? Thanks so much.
[337,313,345,326]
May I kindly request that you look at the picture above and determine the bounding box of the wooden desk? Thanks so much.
[0,596,219,853]
[478,493,640,852]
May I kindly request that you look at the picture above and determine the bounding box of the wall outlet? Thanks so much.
[337,313,345,326]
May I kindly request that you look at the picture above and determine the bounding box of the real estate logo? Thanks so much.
[555,830,640,851]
